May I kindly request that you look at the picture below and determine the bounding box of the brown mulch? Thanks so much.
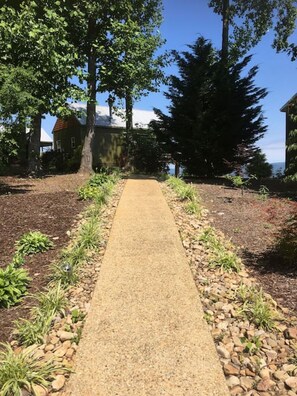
[192,178,297,314]
[0,174,88,343]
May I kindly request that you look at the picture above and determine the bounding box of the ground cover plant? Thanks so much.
[0,171,121,395]
[0,174,87,343]
[166,176,202,217]
[15,231,53,256]
[0,265,30,308]
[0,343,57,396]
[191,178,297,313]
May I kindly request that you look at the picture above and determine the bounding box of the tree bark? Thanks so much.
[79,18,97,174]
[28,113,42,175]
[125,90,133,132]
[221,0,230,64]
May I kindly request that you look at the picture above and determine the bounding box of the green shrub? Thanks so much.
[88,172,110,187]
[78,185,99,200]
[16,231,53,256]
[0,343,57,396]
[185,200,202,216]
[0,265,31,308]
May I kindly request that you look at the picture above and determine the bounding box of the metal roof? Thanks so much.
[70,103,158,129]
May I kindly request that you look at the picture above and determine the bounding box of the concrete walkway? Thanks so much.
[67,178,229,396]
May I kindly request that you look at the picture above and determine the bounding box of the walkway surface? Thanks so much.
[67,178,229,396]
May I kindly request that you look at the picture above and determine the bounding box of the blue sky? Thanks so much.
[44,0,296,163]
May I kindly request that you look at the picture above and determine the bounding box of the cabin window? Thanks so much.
[56,140,61,150]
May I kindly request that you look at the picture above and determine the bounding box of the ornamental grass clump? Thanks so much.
[236,285,276,330]
[166,176,202,217]
[15,283,67,346]
[16,231,53,256]
[0,343,57,396]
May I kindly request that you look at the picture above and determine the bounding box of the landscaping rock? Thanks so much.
[285,377,297,390]
[52,375,66,391]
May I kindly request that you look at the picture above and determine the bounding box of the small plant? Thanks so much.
[71,309,85,324]
[237,285,275,330]
[241,335,261,355]
[15,313,53,346]
[36,282,67,315]
[258,185,269,200]
[199,227,222,250]
[16,231,53,256]
[88,172,110,187]
[10,253,25,268]
[78,185,99,200]
[226,174,256,195]
[52,262,79,286]
[0,265,31,308]
[0,343,57,396]
[78,218,100,250]
[185,200,202,216]
[209,250,241,273]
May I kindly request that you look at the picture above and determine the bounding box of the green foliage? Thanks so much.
[258,185,269,201]
[199,227,241,273]
[151,38,267,176]
[15,283,66,346]
[78,185,99,200]
[77,218,100,251]
[241,335,262,355]
[71,309,85,324]
[237,285,275,330]
[0,343,57,396]
[247,150,272,178]
[0,265,30,308]
[208,0,297,61]
[15,231,53,256]
[15,314,53,347]
[226,174,256,195]
[126,130,167,174]
[209,250,241,273]
[185,201,202,216]
[10,253,25,269]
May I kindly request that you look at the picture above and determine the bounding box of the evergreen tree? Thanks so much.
[151,37,267,176]
[247,149,273,178]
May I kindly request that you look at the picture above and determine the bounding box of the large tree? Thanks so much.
[0,0,82,174]
[151,37,267,176]
[208,0,297,62]
[69,0,166,173]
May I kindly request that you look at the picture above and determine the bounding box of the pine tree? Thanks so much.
[151,37,267,176]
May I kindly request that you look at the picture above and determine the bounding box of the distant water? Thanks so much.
[271,162,285,176]
[168,162,286,177]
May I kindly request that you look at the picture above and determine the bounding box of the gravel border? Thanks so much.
[161,181,297,396]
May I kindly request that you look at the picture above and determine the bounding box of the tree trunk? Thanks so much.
[221,0,230,64]
[79,18,96,174]
[125,90,133,132]
[28,113,42,175]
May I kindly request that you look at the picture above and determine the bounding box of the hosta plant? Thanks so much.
[16,231,53,256]
[0,265,31,308]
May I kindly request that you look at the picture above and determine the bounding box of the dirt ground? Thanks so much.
[192,178,297,314]
[0,174,87,342]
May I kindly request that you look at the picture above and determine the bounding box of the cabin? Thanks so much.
[280,94,297,176]
[52,103,157,167]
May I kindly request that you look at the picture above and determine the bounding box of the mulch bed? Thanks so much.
[0,174,87,343]
[191,178,297,314]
